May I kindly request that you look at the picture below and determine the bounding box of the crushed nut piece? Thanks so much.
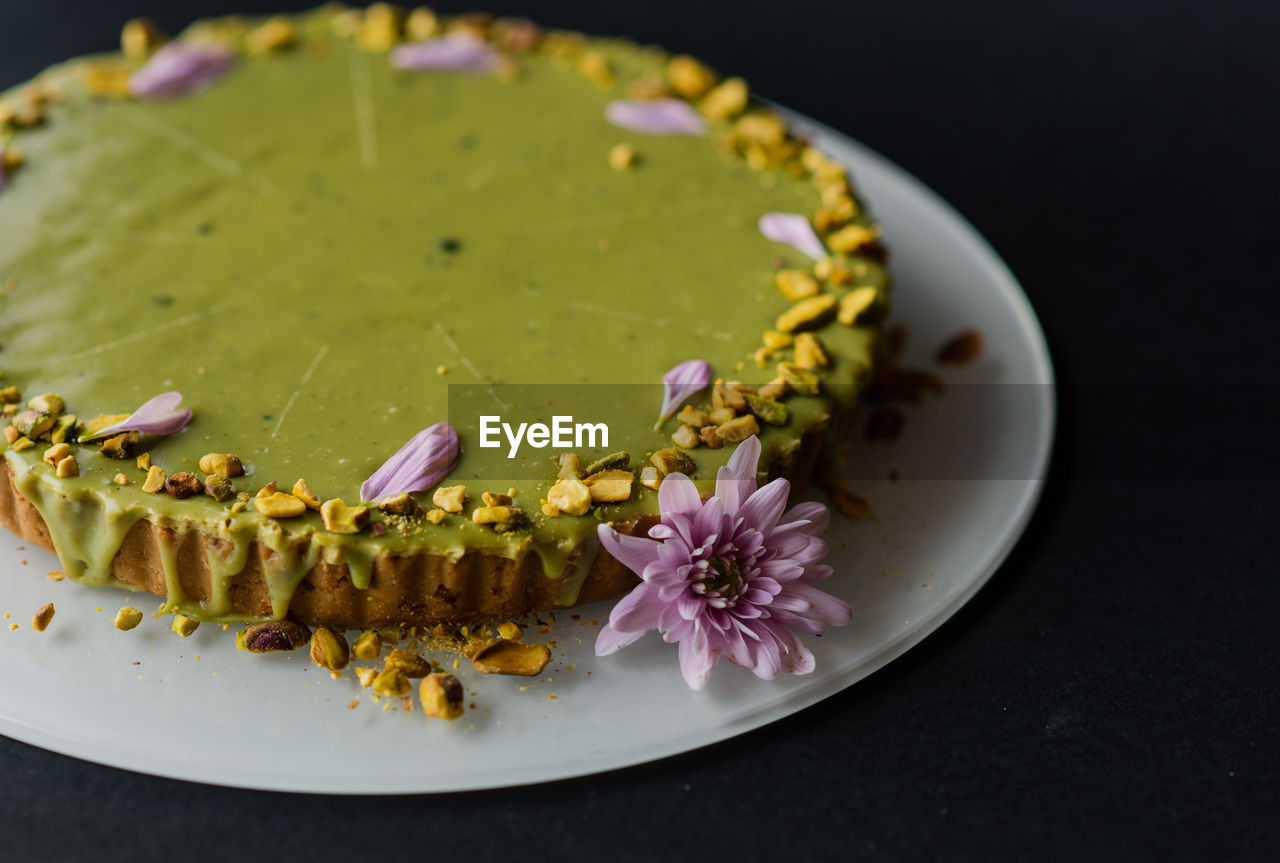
[699,76,748,121]
[100,432,140,460]
[309,626,350,671]
[608,142,638,171]
[378,492,421,517]
[718,414,760,443]
[113,606,143,631]
[482,491,512,507]
[419,672,465,720]
[577,50,613,87]
[290,479,321,510]
[141,465,167,494]
[55,455,79,478]
[496,621,523,640]
[406,6,442,39]
[42,442,71,466]
[652,447,697,476]
[708,406,736,426]
[777,362,821,396]
[667,54,716,99]
[31,602,54,632]
[471,505,528,528]
[352,629,382,661]
[46,570,65,582]
[763,330,793,351]
[776,294,837,333]
[676,405,710,428]
[432,485,467,513]
[712,379,747,412]
[165,471,200,498]
[556,453,585,479]
[320,498,370,534]
[425,508,446,524]
[12,410,53,439]
[775,269,820,301]
[794,332,829,369]
[745,394,789,426]
[2,427,18,445]
[583,452,629,476]
[837,286,881,326]
[815,256,855,285]
[237,619,310,653]
[759,378,789,401]
[27,393,64,415]
[245,16,295,54]
[255,491,307,519]
[355,667,378,688]
[699,424,725,449]
[113,473,131,486]
[583,469,634,503]
[372,667,411,696]
[0,386,21,404]
[671,424,701,449]
[9,436,35,452]
[203,473,234,501]
[472,640,552,676]
[827,223,882,255]
[121,18,165,59]
[136,453,152,471]
[356,2,405,52]
[639,465,663,489]
[171,614,199,638]
[198,452,243,477]
[385,647,431,678]
[547,476,592,516]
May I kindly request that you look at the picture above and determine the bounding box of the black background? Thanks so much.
[2,1,1277,859]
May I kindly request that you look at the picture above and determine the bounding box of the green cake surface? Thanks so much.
[0,6,888,620]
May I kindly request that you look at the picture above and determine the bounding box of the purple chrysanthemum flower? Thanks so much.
[596,435,851,690]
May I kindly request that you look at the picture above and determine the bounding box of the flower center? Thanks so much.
[698,556,743,599]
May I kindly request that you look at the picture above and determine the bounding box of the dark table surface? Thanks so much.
[2,1,1277,859]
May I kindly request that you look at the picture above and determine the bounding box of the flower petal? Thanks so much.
[607,583,665,634]
[606,99,706,136]
[130,42,235,100]
[595,622,647,656]
[774,500,831,536]
[655,359,712,427]
[360,422,458,502]
[678,623,718,690]
[389,35,499,71]
[597,524,663,578]
[738,478,791,534]
[79,391,193,441]
[786,583,853,628]
[758,212,827,260]
[658,472,703,519]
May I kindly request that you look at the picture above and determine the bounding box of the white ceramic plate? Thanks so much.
[0,114,1054,793]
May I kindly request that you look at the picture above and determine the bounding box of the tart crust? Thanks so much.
[0,422,826,627]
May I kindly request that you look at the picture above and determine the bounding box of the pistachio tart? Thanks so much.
[0,5,888,628]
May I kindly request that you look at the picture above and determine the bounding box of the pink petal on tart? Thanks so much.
[360,421,459,502]
[605,99,706,135]
[129,42,236,100]
[79,391,193,440]
[389,36,500,72]
[758,212,827,260]
[656,359,712,428]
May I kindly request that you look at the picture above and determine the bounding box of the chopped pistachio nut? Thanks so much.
[577,50,613,87]
[626,74,670,100]
[496,621,523,640]
[46,570,65,581]
[406,6,442,39]
[27,393,64,415]
[667,54,716,99]
[320,498,370,534]
[198,452,244,477]
[815,256,855,286]
[121,18,165,59]
[1,405,16,420]
[762,330,793,351]
[113,606,143,631]
[203,473,235,501]
[775,269,820,301]
[31,602,54,632]
[2,427,18,445]
[482,491,513,507]
[676,405,710,427]
[291,478,321,509]
[0,386,21,404]
[777,362,821,395]
[355,667,378,688]
[237,619,311,652]
[794,332,829,369]
[245,16,296,54]
[745,394,789,426]
[837,285,881,326]
[546,476,592,516]
[351,629,382,661]
[425,507,446,524]
[229,500,248,513]
[49,414,77,444]
[165,471,200,499]
[371,667,412,697]
[639,465,663,490]
[712,379,747,411]
[736,112,787,147]
[775,293,837,333]
[708,406,737,426]
[651,448,697,476]
[472,640,553,676]
[699,76,749,121]
[671,424,702,450]
[82,60,134,97]
[314,635,353,677]
[171,614,199,638]
[141,465,167,494]
[471,505,528,528]
[255,491,307,519]
[42,442,71,466]
[377,492,421,517]
[356,2,405,52]
[827,223,882,255]
[12,410,53,439]
[718,414,760,443]
[608,142,639,171]
[557,452,585,479]
[385,647,432,678]
[100,432,139,460]
[432,484,467,513]
[419,672,465,720]
[583,451,630,476]
[112,473,131,486]
[758,378,789,401]
[55,455,79,478]
[9,436,35,452]
[136,453,152,471]
[583,469,634,503]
